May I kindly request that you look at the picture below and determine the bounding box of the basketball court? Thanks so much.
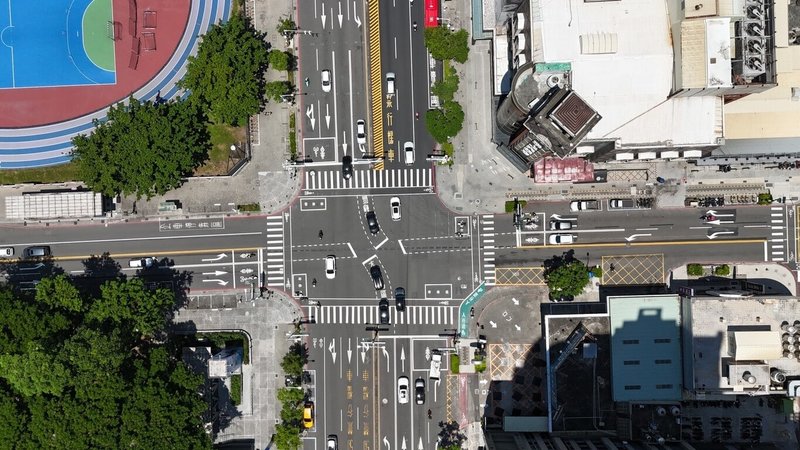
[0,0,117,89]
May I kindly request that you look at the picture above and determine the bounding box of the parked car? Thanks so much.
[415,378,426,405]
[397,376,409,404]
[370,265,384,290]
[548,234,574,245]
[325,255,336,279]
[390,197,401,221]
[23,246,51,258]
[356,120,367,145]
[366,211,380,234]
[394,287,406,311]
[303,401,315,429]
[379,298,390,324]
[569,200,599,211]
[609,198,635,209]
[342,155,353,180]
[549,220,572,230]
[0,247,14,258]
[321,69,332,93]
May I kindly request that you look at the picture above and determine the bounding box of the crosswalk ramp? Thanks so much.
[265,215,287,287]
[308,305,456,325]
[768,206,788,262]
[480,215,496,285]
[304,168,433,190]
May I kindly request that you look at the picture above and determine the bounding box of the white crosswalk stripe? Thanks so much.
[480,215,496,285]
[768,206,787,262]
[307,305,457,325]
[304,168,433,191]
[265,215,287,287]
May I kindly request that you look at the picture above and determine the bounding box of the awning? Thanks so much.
[615,153,635,161]
[638,152,657,160]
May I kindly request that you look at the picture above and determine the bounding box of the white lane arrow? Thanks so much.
[512,297,519,305]
[360,345,367,364]
[338,1,343,28]
[400,346,406,372]
[706,210,717,216]
[201,253,227,262]
[329,338,337,364]
[342,131,348,153]
[18,263,45,271]
[401,437,407,450]
[708,231,735,240]
[706,219,721,226]
[438,301,448,305]
[625,233,652,242]
[325,104,331,128]
[515,324,521,331]
[321,2,327,28]
[347,338,352,364]
[202,270,228,276]
[418,437,423,450]
[382,346,390,373]
[383,436,390,450]
[550,214,577,221]
[202,279,229,286]
[489,320,497,328]
[353,1,362,27]
[306,105,315,130]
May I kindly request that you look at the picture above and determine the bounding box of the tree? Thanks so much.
[281,352,304,377]
[425,100,465,144]
[269,49,291,71]
[274,423,302,450]
[181,13,269,125]
[73,98,211,199]
[0,350,70,397]
[277,387,305,406]
[86,278,176,337]
[544,259,589,297]
[265,81,293,102]
[437,421,466,449]
[277,17,296,36]
[424,27,469,63]
[431,70,459,103]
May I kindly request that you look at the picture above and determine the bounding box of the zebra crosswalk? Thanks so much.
[304,168,433,191]
[307,305,456,325]
[480,215,496,285]
[768,205,788,262]
[265,215,287,287]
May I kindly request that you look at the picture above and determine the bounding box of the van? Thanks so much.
[386,72,395,95]
[403,141,414,165]
[23,246,51,258]
[128,257,156,268]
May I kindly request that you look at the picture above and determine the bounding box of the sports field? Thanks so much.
[0,0,116,89]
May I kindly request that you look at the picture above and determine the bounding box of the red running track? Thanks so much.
[0,0,190,128]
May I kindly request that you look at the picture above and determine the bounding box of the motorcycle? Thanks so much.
[240,268,254,274]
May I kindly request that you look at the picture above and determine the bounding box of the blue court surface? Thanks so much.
[0,0,116,89]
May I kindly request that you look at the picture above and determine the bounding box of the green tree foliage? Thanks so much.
[73,98,211,199]
[181,13,269,125]
[424,27,470,63]
[544,259,589,297]
[437,421,467,449]
[277,387,305,406]
[275,423,302,450]
[277,17,297,36]
[266,81,294,102]
[714,264,731,276]
[425,100,465,144]
[281,352,304,377]
[431,70,459,103]
[686,263,704,276]
[269,49,291,72]
[0,278,212,449]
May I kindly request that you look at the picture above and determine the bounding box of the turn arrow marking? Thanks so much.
[201,253,227,262]
[624,233,651,242]
[328,338,337,364]
[202,270,228,276]
[202,279,228,286]
[347,338,352,364]
[400,346,406,372]
[320,2,327,28]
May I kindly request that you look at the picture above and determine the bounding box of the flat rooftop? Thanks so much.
[534,0,720,147]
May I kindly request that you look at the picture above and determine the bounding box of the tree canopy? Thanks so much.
[424,27,470,63]
[181,13,269,125]
[0,275,211,449]
[425,100,465,144]
[544,257,590,297]
[72,98,211,199]
[269,49,292,72]
[265,81,293,103]
[431,69,460,103]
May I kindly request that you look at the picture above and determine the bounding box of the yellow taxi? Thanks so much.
[303,401,314,429]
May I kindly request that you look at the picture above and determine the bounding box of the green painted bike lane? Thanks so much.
[458,282,487,337]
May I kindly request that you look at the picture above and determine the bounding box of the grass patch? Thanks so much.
[196,331,250,364]
[195,122,246,176]
[237,203,261,212]
[289,112,297,159]
[474,360,486,373]
[504,199,527,213]
[450,353,460,374]
[230,373,242,406]
[0,163,80,186]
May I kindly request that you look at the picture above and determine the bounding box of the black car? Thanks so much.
[394,287,406,312]
[379,298,390,324]
[414,378,425,405]
[366,211,380,234]
[370,265,384,290]
[342,155,353,180]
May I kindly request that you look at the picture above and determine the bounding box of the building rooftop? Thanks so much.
[534,0,721,148]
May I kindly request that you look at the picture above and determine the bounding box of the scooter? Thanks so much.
[240,268,254,274]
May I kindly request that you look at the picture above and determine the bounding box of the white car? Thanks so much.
[0,247,13,258]
[403,141,415,165]
[356,120,367,145]
[397,376,409,404]
[549,220,572,230]
[321,70,332,93]
[390,197,401,221]
[548,234,574,245]
[327,435,338,450]
[386,72,396,95]
[324,255,336,279]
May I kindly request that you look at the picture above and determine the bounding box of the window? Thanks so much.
[655,359,672,365]
[656,384,674,389]
[624,385,641,390]
[654,338,671,344]
[624,360,640,366]
[623,339,639,345]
